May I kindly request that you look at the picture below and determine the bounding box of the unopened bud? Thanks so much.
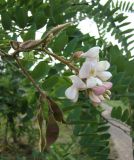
[73,51,83,59]
[106,90,111,95]
[104,94,110,100]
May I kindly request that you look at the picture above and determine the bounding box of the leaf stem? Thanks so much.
[37,48,79,74]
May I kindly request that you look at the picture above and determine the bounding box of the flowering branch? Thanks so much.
[5,54,130,136]
[11,23,71,57]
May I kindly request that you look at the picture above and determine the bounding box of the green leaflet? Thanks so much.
[15,6,28,28]
[1,11,11,30]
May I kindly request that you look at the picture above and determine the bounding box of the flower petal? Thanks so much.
[86,77,97,88]
[86,77,103,88]
[89,91,101,103]
[72,93,79,102]
[92,86,106,95]
[65,86,79,102]
[96,77,103,86]
[97,71,112,81]
[81,46,100,59]
[69,75,86,90]
[97,61,110,71]
[79,61,91,79]
[79,61,96,79]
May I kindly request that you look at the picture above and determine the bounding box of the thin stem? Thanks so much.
[37,48,79,74]
[4,119,8,144]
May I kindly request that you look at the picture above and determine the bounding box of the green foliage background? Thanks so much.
[0,0,134,159]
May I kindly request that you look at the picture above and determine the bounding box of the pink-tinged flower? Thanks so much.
[65,75,86,102]
[92,82,112,96]
[65,46,113,106]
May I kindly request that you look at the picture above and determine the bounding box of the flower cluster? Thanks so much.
[65,46,112,106]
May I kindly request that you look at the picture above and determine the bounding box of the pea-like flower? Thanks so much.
[65,46,113,106]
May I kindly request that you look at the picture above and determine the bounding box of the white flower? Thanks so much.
[65,75,86,102]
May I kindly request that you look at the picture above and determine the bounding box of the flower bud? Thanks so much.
[103,82,112,90]
[92,86,106,95]
[104,94,110,100]
[106,90,111,95]
[73,51,83,59]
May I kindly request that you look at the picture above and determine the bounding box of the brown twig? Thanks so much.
[37,48,79,74]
